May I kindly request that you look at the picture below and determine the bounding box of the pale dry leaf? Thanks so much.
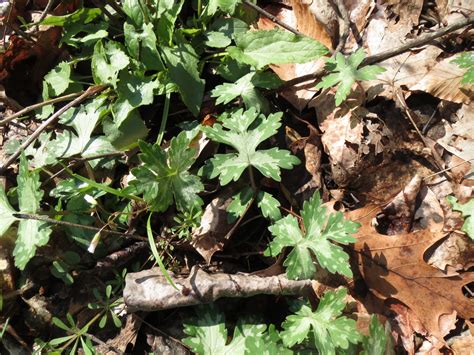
[411,54,474,104]
[191,196,233,264]
[414,185,444,232]
[427,233,474,272]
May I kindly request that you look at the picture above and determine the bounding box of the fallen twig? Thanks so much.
[0,85,107,174]
[243,0,303,36]
[0,91,84,126]
[124,266,318,312]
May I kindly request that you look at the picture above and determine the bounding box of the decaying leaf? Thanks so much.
[349,206,474,345]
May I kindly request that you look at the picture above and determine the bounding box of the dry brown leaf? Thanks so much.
[411,54,474,104]
[378,174,422,234]
[428,233,474,272]
[191,196,233,264]
[95,314,142,354]
[349,206,474,344]
[414,185,445,233]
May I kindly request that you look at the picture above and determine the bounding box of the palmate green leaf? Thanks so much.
[91,40,130,88]
[201,108,300,185]
[361,315,392,355]
[9,153,52,270]
[452,51,474,84]
[447,196,474,240]
[281,288,362,355]
[130,131,203,212]
[183,304,286,355]
[265,192,359,279]
[227,28,328,69]
[211,71,282,112]
[162,44,205,116]
[316,48,385,106]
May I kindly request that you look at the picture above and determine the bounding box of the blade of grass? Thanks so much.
[146,213,180,291]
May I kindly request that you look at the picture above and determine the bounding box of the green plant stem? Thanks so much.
[147,213,180,291]
[197,0,202,18]
[156,92,170,146]
[248,166,258,193]
[59,312,103,352]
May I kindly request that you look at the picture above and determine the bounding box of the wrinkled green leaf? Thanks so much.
[265,192,359,279]
[227,29,328,69]
[281,288,362,354]
[207,0,242,15]
[130,131,203,212]
[316,48,385,106]
[201,108,300,185]
[447,196,474,240]
[0,186,16,237]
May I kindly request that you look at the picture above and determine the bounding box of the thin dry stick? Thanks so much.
[423,158,474,180]
[280,15,474,89]
[332,0,351,53]
[0,85,107,174]
[242,0,303,36]
[0,91,84,126]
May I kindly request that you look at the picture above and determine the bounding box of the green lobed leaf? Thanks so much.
[257,191,281,221]
[155,0,184,45]
[130,131,203,212]
[452,51,474,84]
[227,187,254,223]
[201,108,300,185]
[316,49,385,106]
[13,153,52,269]
[183,303,282,355]
[227,28,328,69]
[361,315,390,355]
[265,192,360,280]
[162,44,205,116]
[281,288,362,354]
[447,196,474,240]
[91,40,130,88]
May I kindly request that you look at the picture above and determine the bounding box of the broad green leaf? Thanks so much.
[155,0,184,45]
[162,44,205,116]
[201,108,300,185]
[227,28,328,69]
[183,304,275,355]
[44,62,71,96]
[130,131,203,212]
[316,49,385,106]
[122,0,146,28]
[92,41,130,87]
[206,0,242,15]
[447,196,474,240]
[103,111,148,150]
[40,8,101,26]
[452,51,474,84]
[112,71,159,126]
[361,315,390,355]
[12,153,52,269]
[0,186,16,236]
[124,22,164,71]
[281,288,362,354]
[216,57,251,82]
[244,325,292,355]
[265,192,360,279]
[205,31,232,48]
[205,17,248,48]
[24,133,58,168]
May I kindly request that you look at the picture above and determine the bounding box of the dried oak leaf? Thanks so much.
[349,206,474,343]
